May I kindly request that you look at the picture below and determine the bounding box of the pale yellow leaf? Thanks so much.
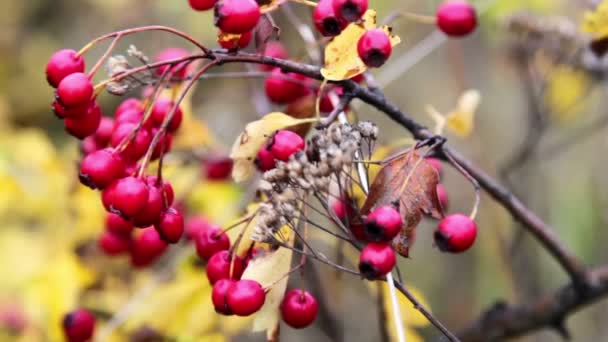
[545,65,590,124]
[445,89,480,138]
[581,1,608,39]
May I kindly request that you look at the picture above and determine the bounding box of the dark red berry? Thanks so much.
[146,176,175,206]
[358,243,396,279]
[185,215,211,240]
[80,137,103,155]
[79,148,125,189]
[155,48,190,78]
[106,212,133,236]
[57,72,94,107]
[189,0,217,11]
[195,224,230,260]
[98,231,131,256]
[110,123,152,161]
[46,49,85,88]
[436,183,449,211]
[259,42,289,71]
[357,29,392,68]
[155,207,184,243]
[93,117,114,146]
[219,30,252,49]
[204,155,233,180]
[280,289,318,329]
[150,129,173,160]
[364,205,402,242]
[265,68,308,104]
[130,227,168,267]
[313,0,348,37]
[114,108,150,129]
[132,184,164,228]
[115,98,142,117]
[214,0,261,34]
[107,176,149,218]
[226,279,266,316]
[60,101,91,119]
[101,182,117,212]
[206,250,245,284]
[212,279,235,315]
[332,0,368,23]
[64,101,102,139]
[349,223,367,241]
[255,145,276,172]
[436,0,477,37]
[425,157,443,176]
[62,309,95,342]
[434,214,477,253]
[269,130,305,162]
[150,99,183,132]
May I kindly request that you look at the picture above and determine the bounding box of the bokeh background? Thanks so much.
[1,0,607,341]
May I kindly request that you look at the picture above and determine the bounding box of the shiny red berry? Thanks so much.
[64,101,102,139]
[214,0,261,34]
[110,123,152,161]
[204,155,233,180]
[195,224,230,260]
[332,0,368,22]
[255,145,276,171]
[313,0,348,37]
[434,214,477,253]
[265,68,308,104]
[357,29,392,68]
[269,130,305,162]
[219,30,252,49]
[358,243,396,279]
[146,176,175,206]
[46,49,85,88]
[212,279,235,315]
[364,205,402,242]
[93,117,114,146]
[115,98,142,117]
[98,231,131,256]
[185,215,211,240]
[132,184,164,228]
[436,1,477,37]
[56,100,90,119]
[280,289,318,328]
[155,207,184,243]
[106,176,149,218]
[226,280,266,316]
[57,72,94,107]
[436,183,449,211]
[79,148,125,189]
[114,107,150,128]
[130,227,168,267]
[155,48,190,78]
[62,309,95,342]
[150,99,183,132]
[150,129,173,160]
[206,250,245,285]
[189,0,217,10]
[105,212,133,236]
[259,42,289,71]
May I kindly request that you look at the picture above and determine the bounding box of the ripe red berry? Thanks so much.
[155,48,190,78]
[64,101,102,139]
[212,279,235,315]
[364,205,402,242]
[93,117,114,146]
[358,243,396,279]
[150,129,173,160]
[150,99,183,132]
[55,100,90,119]
[313,0,348,37]
[185,215,211,240]
[98,231,131,256]
[206,250,245,285]
[62,309,95,342]
[57,72,94,107]
[269,130,305,162]
[436,183,449,211]
[115,98,142,117]
[145,176,174,207]
[155,207,184,243]
[436,0,477,37]
[255,145,276,172]
[130,227,168,267]
[425,157,443,176]
[195,224,230,260]
[189,0,217,11]
[80,137,102,155]
[214,0,261,34]
[332,0,368,23]
[132,184,164,228]
[265,68,308,104]
[434,213,477,253]
[106,212,133,236]
[114,107,150,129]
[226,279,266,316]
[110,123,152,161]
[204,155,233,180]
[79,148,125,190]
[357,29,392,68]
[259,42,289,71]
[106,176,149,218]
[219,30,252,49]
[280,289,318,329]
[46,49,85,88]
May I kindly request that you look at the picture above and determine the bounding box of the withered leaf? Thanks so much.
[361,150,443,257]
[254,14,280,50]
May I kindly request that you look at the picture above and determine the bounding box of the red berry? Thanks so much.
[155,48,190,78]
[349,223,367,241]
[226,279,266,316]
[212,279,235,315]
[206,250,245,284]
[214,0,261,34]
[357,29,392,68]
[259,42,289,71]
[101,182,117,212]
[425,157,443,176]
[107,176,149,218]
[93,117,114,146]
[195,224,230,260]
[364,205,402,242]
[434,213,477,253]
[80,137,103,155]
[358,243,396,279]
[255,145,276,171]
[132,184,164,228]
[58,101,90,119]
[98,231,131,255]
[185,215,211,240]
[436,183,449,211]
[115,98,142,116]
[130,227,168,267]
[264,68,308,104]
[204,155,233,180]
[57,72,94,107]
[189,0,217,11]
[269,130,305,162]
[155,207,184,243]
[313,0,348,37]
[150,129,173,160]
[110,123,152,161]
[79,148,125,189]
[281,289,318,329]
[146,176,175,206]
[150,99,183,132]
[106,212,133,236]
[62,309,95,342]
[436,0,477,37]
[46,49,85,88]
[114,108,150,129]
[64,101,102,139]
[219,30,252,49]
[332,0,368,23]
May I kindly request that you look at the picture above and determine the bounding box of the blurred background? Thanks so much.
[1,0,608,341]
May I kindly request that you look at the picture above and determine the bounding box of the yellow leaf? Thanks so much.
[445,89,481,138]
[545,65,590,124]
[321,10,401,81]
[230,112,318,182]
[581,1,608,39]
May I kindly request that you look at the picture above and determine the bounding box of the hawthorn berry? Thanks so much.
[155,207,184,243]
[214,0,261,34]
[188,0,217,11]
[313,0,348,37]
[56,72,94,107]
[64,101,102,139]
[425,157,443,176]
[358,243,396,279]
[130,227,168,267]
[434,214,477,253]
[436,183,449,211]
[98,231,131,256]
[46,49,85,88]
[79,148,125,189]
[212,279,235,315]
[265,68,308,104]
[155,48,190,78]
[150,99,183,132]
[110,123,152,161]
[132,184,164,228]
[105,212,133,236]
[55,100,90,119]
[185,215,211,240]
[219,30,252,49]
[115,98,142,117]
[364,205,402,242]
[195,224,230,260]
[269,130,305,162]
[80,137,102,155]
[226,279,266,316]
[106,176,149,218]
[204,155,233,180]
[255,145,276,172]
[62,309,95,342]
[206,250,245,284]
[333,0,368,23]
[93,117,114,146]
[146,176,175,206]
[114,108,150,129]
[331,197,356,223]
[280,289,318,329]
[436,0,477,37]
[150,129,173,160]
[259,42,289,71]
[357,29,392,68]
